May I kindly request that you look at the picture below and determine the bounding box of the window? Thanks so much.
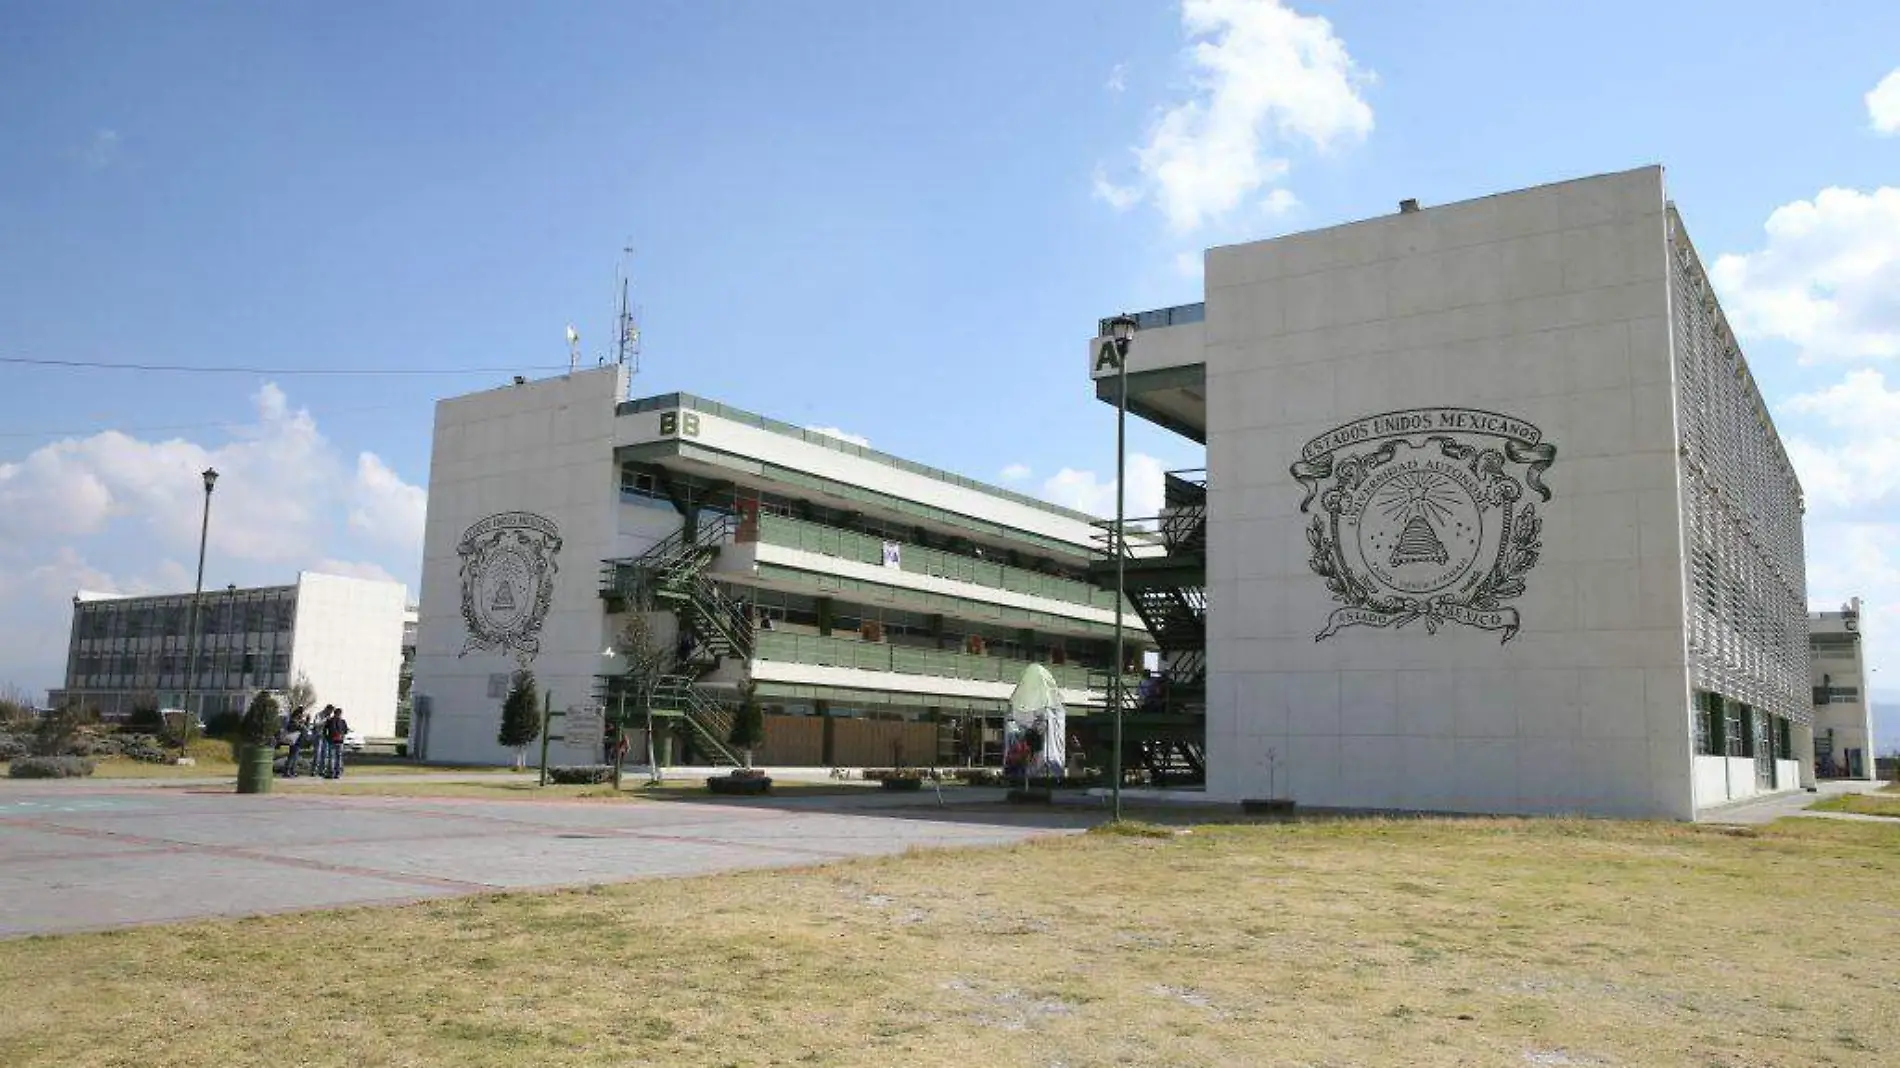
[1724,700,1747,758]
[1693,691,1718,756]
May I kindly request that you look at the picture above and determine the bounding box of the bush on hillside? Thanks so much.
[9,755,96,779]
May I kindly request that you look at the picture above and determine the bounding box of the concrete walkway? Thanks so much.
[0,778,1088,939]
[1697,778,1891,825]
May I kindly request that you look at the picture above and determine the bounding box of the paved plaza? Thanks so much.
[0,780,1084,938]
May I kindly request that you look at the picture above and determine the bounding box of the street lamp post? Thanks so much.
[177,468,218,761]
[1105,313,1139,822]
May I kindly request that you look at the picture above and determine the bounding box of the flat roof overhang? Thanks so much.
[1094,364,1207,444]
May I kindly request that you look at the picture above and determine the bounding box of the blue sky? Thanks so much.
[2,1,1896,743]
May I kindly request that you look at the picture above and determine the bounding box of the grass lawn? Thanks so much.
[2,815,1896,1067]
[1809,782,1900,818]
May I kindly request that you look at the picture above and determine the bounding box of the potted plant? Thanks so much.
[236,690,280,795]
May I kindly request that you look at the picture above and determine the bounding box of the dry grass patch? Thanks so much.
[1,816,1896,1067]
[1809,784,1900,818]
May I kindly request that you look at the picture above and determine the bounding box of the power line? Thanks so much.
[0,355,572,376]
[0,402,414,441]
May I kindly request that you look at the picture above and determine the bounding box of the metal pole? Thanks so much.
[644,685,658,783]
[1111,346,1128,822]
[538,690,553,787]
[613,688,626,791]
[178,479,215,759]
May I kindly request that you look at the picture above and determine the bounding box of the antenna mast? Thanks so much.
[615,243,642,375]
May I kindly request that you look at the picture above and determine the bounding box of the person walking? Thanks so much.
[319,707,350,779]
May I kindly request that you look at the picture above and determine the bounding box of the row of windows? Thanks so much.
[73,593,296,642]
[1691,691,1793,759]
[1671,224,1809,726]
[69,649,289,680]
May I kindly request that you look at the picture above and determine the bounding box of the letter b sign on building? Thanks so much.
[659,411,700,438]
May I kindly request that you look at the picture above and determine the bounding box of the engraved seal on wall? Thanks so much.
[1290,409,1557,643]
[457,511,563,664]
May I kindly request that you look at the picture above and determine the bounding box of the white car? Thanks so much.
[343,731,365,752]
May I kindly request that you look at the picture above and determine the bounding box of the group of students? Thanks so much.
[280,704,351,779]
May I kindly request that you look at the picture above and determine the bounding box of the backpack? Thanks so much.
[326,717,348,744]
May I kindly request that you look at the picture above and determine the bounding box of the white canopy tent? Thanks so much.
[1006,664,1067,779]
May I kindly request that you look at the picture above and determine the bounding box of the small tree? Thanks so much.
[286,671,318,715]
[1,682,38,728]
[613,610,669,787]
[31,703,91,757]
[497,669,541,769]
[729,677,764,770]
[240,689,281,748]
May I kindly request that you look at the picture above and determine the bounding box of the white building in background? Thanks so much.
[1810,600,1875,779]
[51,571,409,738]
[1088,166,1812,819]
[409,367,1147,768]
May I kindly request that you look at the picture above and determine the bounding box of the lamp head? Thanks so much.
[202,468,219,492]
[1107,313,1139,345]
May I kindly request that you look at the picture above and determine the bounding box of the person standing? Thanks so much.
[320,707,350,779]
[282,706,309,777]
[310,705,333,778]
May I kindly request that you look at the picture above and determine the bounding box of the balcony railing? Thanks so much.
[1097,303,1205,336]
[754,513,1122,612]
[752,630,1133,696]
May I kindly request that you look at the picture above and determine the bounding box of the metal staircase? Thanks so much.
[1083,467,1208,786]
[598,514,752,766]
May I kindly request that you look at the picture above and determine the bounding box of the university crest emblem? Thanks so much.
[457,511,563,663]
[1291,409,1557,643]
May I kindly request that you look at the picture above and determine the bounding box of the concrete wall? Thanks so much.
[287,572,408,738]
[412,367,629,764]
[1691,755,1801,807]
[1202,166,1699,818]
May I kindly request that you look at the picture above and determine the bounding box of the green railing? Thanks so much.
[753,630,1132,695]
[754,514,1121,612]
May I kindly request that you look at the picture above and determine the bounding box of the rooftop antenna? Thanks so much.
[615,242,642,374]
[565,323,581,373]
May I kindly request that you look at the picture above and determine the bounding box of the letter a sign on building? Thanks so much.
[1290,408,1558,643]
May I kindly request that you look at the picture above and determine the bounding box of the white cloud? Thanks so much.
[1092,167,1142,212]
[1040,453,1167,520]
[316,559,403,586]
[1000,463,1032,482]
[1093,0,1373,232]
[1106,63,1128,94]
[1709,187,1900,363]
[0,384,424,695]
[1174,251,1205,279]
[81,129,120,170]
[349,452,428,550]
[806,426,870,448]
[1868,69,1900,134]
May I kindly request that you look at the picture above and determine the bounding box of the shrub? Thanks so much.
[203,710,244,739]
[115,734,172,764]
[126,698,164,733]
[0,732,24,761]
[547,764,614,785]
[240,691,281,747]
[9,755,96,779]
[498,670,541,759]
[31,705,91,757]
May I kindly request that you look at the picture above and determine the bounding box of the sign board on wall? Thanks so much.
[882,541,902,569]
[563,704,604,748]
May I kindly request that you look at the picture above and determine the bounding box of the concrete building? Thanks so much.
[1810,599,1875,779]
[410,368,1147,768]
[51,571,409,738]
[1088,166,1811,819]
